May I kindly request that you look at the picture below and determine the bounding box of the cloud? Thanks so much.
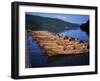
[53,15,67,20]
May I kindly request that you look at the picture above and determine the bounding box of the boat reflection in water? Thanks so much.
[47,53,89,66]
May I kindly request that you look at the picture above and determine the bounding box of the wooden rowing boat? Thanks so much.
[32,31,89,56]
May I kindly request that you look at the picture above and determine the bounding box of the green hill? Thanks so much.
[80,20,89,36]
[26,14,80,33]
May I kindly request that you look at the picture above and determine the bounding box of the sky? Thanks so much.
[26,12,89,25]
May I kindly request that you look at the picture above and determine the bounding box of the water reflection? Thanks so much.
[47,53,89,66]
[26,28,89,68]
[59,28,89,42]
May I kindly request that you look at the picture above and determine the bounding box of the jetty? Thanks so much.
[32,31,89,56]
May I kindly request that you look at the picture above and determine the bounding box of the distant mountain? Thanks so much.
[26,14,80,33]
[80,20,89,36]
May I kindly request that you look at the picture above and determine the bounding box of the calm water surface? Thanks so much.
[59,28,89,41]
[27,28,89,68]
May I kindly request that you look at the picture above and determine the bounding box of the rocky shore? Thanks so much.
[32,31,89,56]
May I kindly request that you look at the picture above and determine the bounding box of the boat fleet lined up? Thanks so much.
[32,31,89,56]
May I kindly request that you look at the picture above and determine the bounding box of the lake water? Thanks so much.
[26,28,89,68]
[59,28,89,42]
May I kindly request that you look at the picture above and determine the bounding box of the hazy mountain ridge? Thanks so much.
[26,14,80,33]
